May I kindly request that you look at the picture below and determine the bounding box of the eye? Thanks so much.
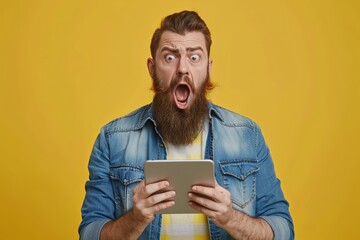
[165,54,176,62]
[190,54,200,62]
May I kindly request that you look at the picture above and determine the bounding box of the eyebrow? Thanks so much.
[160,46,204,54]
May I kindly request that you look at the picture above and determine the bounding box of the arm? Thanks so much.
[255,125,294,240]
[188,124,293,240]
[79,128,175,240]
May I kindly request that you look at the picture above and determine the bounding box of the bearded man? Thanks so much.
[79,11,294,240]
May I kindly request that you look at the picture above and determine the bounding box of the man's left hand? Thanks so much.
[188,182,274,240]
[188,181,236,227]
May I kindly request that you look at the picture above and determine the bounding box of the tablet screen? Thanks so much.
[144,159,215,214]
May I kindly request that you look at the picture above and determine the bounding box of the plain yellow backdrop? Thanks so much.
[1,0,359,239]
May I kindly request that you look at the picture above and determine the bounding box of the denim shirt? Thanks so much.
[79,102,294,240]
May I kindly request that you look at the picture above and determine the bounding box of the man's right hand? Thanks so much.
[100,180,175,240]
[131,180,176,224]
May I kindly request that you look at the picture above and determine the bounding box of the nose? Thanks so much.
[177,56,189,76]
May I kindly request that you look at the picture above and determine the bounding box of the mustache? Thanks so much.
[153,74,195,94]
[170,75,196,93]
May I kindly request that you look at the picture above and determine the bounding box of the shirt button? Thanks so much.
[159,143,164,148]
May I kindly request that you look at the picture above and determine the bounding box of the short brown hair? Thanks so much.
[150,11,212,58]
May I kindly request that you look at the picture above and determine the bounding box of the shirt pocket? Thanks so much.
[219,159,259,210]
[109,164,144,216]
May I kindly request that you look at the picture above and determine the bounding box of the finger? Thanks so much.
[133,181,170,198]
[137,197,176,216]
[145,190,176,208]
[191,185,218,201]
[188,201,215,216]
[141,190,176,215]
[146,181,170,195]
[151,200,176,214]
[188,192,219,211]
[191,185,230,203]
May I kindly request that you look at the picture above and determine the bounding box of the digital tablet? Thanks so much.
[144,159,215,214]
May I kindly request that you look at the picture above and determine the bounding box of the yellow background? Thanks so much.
[1,0,359,239]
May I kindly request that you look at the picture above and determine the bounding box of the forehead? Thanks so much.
[157,31,207,55]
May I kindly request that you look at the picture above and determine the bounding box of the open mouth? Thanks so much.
[173,83,191,109]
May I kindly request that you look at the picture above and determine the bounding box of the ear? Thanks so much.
[147,58,155,79]
[208,59,213,74]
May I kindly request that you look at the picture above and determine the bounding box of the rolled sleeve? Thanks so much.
[80,220,111,240]
[260,216,292,240]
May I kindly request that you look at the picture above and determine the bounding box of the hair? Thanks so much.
[150,10,212,58]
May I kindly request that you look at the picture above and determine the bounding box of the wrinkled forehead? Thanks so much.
[157,31,208,57]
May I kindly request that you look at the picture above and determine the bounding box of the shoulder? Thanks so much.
[102,104,154,136]
[209,103,259,130]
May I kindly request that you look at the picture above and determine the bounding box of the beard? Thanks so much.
[152,70,213,145]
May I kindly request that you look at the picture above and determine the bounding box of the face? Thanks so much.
[148,31,213,145]
[148,31,212,110]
